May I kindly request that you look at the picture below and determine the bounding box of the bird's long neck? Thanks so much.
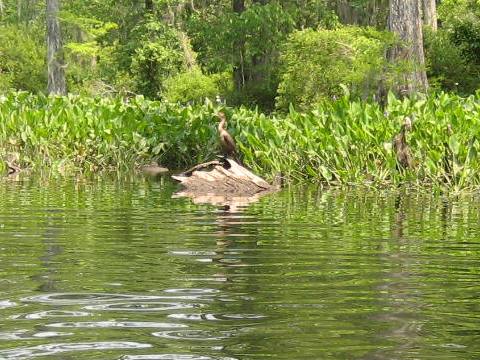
[218,118,226,132]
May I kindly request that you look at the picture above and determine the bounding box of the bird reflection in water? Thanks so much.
[366,189,425,359]
[211,203,251,271]
[31,210,64,293]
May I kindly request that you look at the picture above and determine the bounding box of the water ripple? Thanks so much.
[10,310,91,320]
[0,341,151,359]
[152,330,232,341]
[47,321,188,329]
[21,293,212,305]
[170,251,217,256]
[168,313,266,321]
[0,330,72,340]
[84,302,201,312]
[121,355,238,360]
[0,300,17,309]
[164,289,220,295]
[21,293,162,305]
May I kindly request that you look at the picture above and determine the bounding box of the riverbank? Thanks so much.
[0,91,479,188]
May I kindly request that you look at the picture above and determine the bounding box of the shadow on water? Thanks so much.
[0,177,479,359]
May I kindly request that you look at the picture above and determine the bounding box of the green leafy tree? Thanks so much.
[163,68,231,104]
[439,0,480,66]
[127,18,187,97]
[424,28,480,94]
[276,26,390,111]
[0,25,46,92]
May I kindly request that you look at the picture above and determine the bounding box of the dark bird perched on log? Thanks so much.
[217,112,237,159]
[393,116,413,170]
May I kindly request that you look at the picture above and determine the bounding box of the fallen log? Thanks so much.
[172,158,278,207]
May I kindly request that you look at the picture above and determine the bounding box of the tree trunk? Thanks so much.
[46,0,66,95]
[232,0,244,14]
[333,0,389,27]
[232,0,245,91]
[336,0,359,25]
[388,0,428,96]
[422,0,437,31]
[250,0,268,84]
[145,0,153,12]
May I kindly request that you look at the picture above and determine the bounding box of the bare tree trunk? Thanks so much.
[0,0,4,17]
[388,0,428,96]
[334,0,389,27]
[422,0,437,31]
[233,0,245,91]
[145,0,153,12]
[233,0,245,16]
[250,0,268,84]
[366,0,390,28]
[336,0,359,25]
[46,0,66,95]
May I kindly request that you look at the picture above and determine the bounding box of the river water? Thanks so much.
[0,176,479,359]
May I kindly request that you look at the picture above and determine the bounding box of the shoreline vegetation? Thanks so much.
[1,91,479,189]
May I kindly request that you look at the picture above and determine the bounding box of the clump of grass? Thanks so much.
[0,91,479,189]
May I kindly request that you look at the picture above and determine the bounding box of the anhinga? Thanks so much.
[217,112,237,159]
[393,116,413,170]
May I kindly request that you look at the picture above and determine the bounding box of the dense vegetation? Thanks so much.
[1,91,479,189]
[0,0,480,189]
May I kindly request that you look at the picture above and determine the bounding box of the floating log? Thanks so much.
[172,158,278,207]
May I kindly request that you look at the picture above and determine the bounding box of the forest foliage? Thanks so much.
[0,0,479,110]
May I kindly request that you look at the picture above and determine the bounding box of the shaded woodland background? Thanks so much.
[0,0,479,111]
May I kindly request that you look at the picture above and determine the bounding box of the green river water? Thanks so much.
[0,176,479,359]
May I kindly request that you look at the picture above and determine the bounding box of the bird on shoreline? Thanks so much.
[141,161,169,176]
[217,112,237,159]
[393,116,413,170]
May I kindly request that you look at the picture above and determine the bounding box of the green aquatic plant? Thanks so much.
[0,91,479,188]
